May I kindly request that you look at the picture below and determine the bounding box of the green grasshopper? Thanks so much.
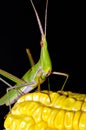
[0,0,68,106]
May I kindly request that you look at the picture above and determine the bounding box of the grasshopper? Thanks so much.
[0,0,68,106]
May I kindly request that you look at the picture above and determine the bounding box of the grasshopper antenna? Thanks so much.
[30,0,44,36]
[44,0,48,36]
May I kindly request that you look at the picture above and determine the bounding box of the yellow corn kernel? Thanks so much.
[4,90,86,130]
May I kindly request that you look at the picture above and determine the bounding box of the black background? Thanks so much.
[0,0,86,129]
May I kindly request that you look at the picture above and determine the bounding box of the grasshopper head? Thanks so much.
[40,35,52,80]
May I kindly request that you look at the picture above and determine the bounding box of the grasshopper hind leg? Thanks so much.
[0,77,14,110]
[0,77,25,109]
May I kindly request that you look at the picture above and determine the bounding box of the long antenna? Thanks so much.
[44,0,48,36]
[30,0,44,36]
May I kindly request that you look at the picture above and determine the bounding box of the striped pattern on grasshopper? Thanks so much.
[4,90,86,130]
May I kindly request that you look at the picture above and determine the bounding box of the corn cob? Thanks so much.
[4,90,86,130]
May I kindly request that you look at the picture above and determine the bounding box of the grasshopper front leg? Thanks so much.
[52,71,69,91]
